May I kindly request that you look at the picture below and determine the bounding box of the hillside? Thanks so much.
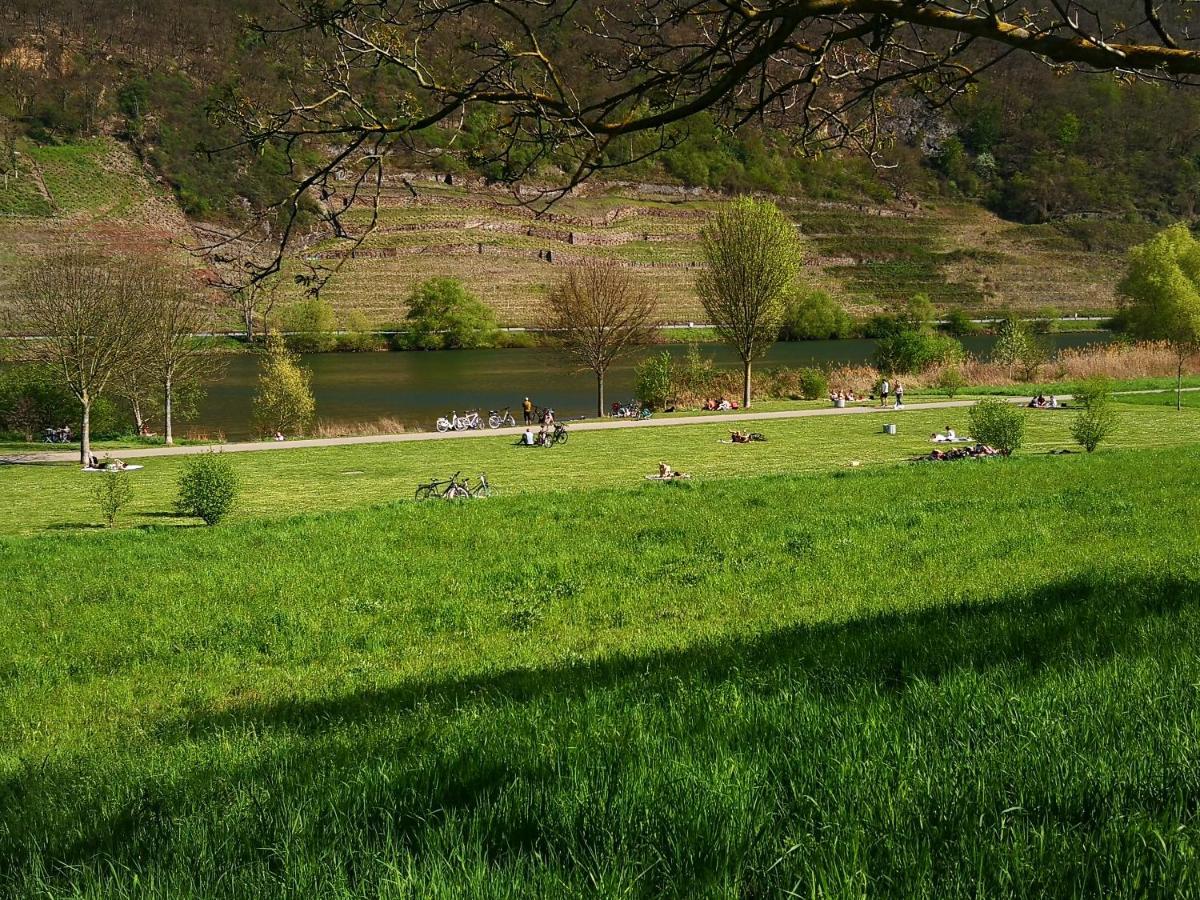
[0,138,1144,330]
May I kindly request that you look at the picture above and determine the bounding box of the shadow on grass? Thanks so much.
[3,569,1198,889]
[177,569,1197,737]
[43,522,105,531]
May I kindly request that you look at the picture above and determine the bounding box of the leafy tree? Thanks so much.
[992,315,1032,369]
[781,288,853,340]
[696,197,801,407]
[338,309,382,352]
[1072,376,1113,410]
[143,266,217,444]
[253,331,315,436]
[635,351,675,410]
[875,331,963,376]
[0,363,76,441]
[176,453,239,525]
[1119,223,1200,410]
[968,399,1026,456]
[544,262,659,416]
[903,293,937,331]
[281,299,338,353]
[403,278,498,350]
[93,468,133,527]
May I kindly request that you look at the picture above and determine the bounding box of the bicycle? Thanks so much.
[415,470,466,499]
[456,410,481,431]
[550,422,568,445]
[488,408,516,429]
[467,472,491,498]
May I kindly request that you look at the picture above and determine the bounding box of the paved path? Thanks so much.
[2,397,1037,464]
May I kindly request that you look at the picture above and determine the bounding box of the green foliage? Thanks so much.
[968,398,1026,456]
[940,307,979,337]
[93,468,133,527]
[253,332,315,435]
[336,309,383,352]
[1073,376,1113,410]
[904,293,936,329]
[795,367,828,400]
[634,351,674,409]
[175,453,238,525]
[697,197,801,404]
[1071,403,1117,453]
[281,299,338,353]
[993,316,1033,368]
[674,343,717,399]
[874,330,963,375]
[0,363,76,441]
[935,366,966,399]
[402,278,499,350]
[781,288,853,340]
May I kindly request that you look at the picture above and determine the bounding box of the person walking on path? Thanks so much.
[880,378,890,408]
[522,397,534,425]
[894,381,905,409]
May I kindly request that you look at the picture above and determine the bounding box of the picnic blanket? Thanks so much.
[931,437,974,444]
[82,465,144,472]
[645,473,691,480]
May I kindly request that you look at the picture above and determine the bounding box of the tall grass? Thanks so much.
[2,448,1200,895]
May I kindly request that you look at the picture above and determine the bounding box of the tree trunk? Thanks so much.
[596,370,604,418]
[164,375,174,445]
[80,395,91,465]
[742,359,752,408]
[131,397,145,436]
[1178,352,1184,412]
[244,307,254,343]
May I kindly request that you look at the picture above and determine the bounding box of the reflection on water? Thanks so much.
[194,334,1113,439]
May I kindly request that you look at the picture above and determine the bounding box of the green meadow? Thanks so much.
[2,403,1200,896]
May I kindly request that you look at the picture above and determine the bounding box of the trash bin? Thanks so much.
[884,423,897,435]
[835,398,845,408]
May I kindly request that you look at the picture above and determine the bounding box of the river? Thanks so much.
[191,333,1113,439]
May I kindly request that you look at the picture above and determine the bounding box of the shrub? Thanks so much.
[176,453,238,525]
[781,289,853,340]
[940,307,980,337]
[875,330,963,375]
[635,351,674,409]
[968,398,1025,456]
[796,367,828,400]
[1071,404,1117,453]
[1072,375,1113,410]
[402,278,498,350]
[253,332,315,436]
[936,366,965,398]
[281,299,337,353]
[93,468,133,527]
[336,309,384,352]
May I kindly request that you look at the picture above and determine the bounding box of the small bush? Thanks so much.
[968,399,1025,456]
[936,366,965,398]
[93,468,133,527]
[176,453,238,525]
[635,351,674,409]
[1071,403,1117,453]
[875,330,963,375]
[796,367,828,400]
[1072,376,1113,410]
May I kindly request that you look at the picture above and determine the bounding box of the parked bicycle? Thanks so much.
[549,422,568,445]
[43,426,73,444]
[415,471,491,500]
[611,400,652,419]
[435,410,482,432]
[488,407,516,429]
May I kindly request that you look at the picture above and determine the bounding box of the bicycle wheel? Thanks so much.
[555,427,568,445]
[454,419,467,431]
[488,415,501,429]
[436,419,451,433]
[415,484,434,500]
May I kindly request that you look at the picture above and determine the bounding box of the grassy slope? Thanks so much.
[3,447,1200,896]
[3,401,1199,535]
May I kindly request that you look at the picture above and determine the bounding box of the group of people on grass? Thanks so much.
[922,443,1001,461]
[829,389,863,404]
[701,397,737,411]
[1028,393,1061,409]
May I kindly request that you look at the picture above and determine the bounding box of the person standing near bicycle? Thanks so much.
[522,397,534,425]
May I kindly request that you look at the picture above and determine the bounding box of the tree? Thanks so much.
[281,298,338,353]
[9,250,152,464]
[403,278,498,350]
[968,399,1026,456]
[635,351,675,411]
[253,331,315,436]
[782,288,853,340]
[143,267,217,445]
[93,468,133,527]
[1119,223,1200,411]
[697,197,800,407]
[544,262,658,416]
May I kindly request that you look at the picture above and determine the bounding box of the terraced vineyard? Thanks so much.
[0,140,1143,329]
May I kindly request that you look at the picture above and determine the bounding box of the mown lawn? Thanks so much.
[2,447,1199,896]
[2,401,1198,535]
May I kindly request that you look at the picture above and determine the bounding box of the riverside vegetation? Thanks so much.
[2,443,1200,896]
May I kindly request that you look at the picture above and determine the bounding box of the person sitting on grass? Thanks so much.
[717,397,732,411]
[657,462,689,478]
[731,430,751,443]
[520,427,535,446]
